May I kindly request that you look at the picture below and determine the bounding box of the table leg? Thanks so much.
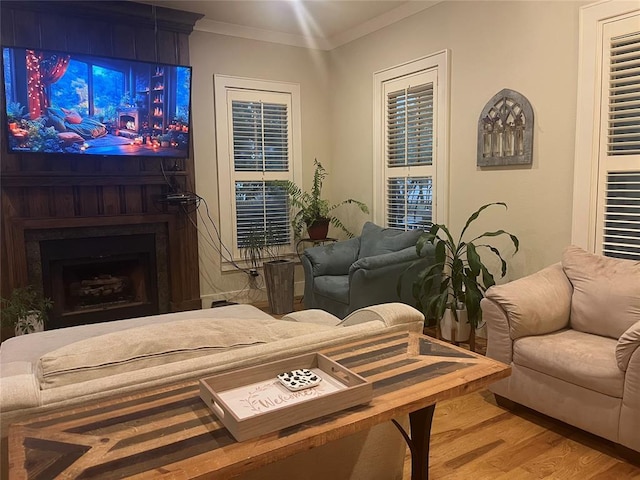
[392,404,436,480]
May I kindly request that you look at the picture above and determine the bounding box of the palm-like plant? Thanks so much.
[413,202,519,329]
[280,159,369,238]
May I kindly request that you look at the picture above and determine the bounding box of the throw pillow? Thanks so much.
[62,108,83,124]
[562,245,640,339]
[57,132,84,146]
[358,222,422,259]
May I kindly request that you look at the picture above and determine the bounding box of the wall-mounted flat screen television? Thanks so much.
[2,46,192,158]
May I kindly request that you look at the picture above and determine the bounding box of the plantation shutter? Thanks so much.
[383,70,437,230]
[228,92,293,253]
[597,17,640,260]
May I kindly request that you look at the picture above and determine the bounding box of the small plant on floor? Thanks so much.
[240,226,285,273]
[0,286,53,335]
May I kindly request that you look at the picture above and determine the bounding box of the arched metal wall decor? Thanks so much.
[477,88,533,166]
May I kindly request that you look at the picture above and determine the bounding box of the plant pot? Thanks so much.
[307,218,330,240]
[263,260,294,314]
[14,311,44,336]
[440,308,471,342]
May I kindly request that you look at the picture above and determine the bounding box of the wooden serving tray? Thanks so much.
[199,352,372,441]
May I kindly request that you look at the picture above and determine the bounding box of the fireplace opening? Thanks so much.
[117,108,139,138]
[64,257,148,313]
[40,233,160,329]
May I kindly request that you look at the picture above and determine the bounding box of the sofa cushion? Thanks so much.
[358,222,422,259]
[562,245,640,339]
[513,329,624,398]
[37,318,333,390]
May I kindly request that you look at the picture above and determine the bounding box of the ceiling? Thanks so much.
[140,1,440,50]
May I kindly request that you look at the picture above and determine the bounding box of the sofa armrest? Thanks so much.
[617,321,640,372]
[484,263,572,340]
[281,310,342,327]
[302,237,360,277]
[347,247,430,312]
[348,246,418,273]
[619,322,640,452]
[342,303,424,330]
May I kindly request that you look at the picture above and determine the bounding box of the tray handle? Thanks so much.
[204,396,225,419]
[329,364,355,386]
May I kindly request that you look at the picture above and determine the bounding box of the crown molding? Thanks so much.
[194,1,442,51]
[329,1,440,49]
[195,18,331,50]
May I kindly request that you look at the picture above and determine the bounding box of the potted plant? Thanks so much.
[413,202,519,349]
[241,227,294,315]
[7,101,27,130]
[280,159,369,240]
[1,286,53,336]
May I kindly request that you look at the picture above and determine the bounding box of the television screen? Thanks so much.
[2,46,192,157]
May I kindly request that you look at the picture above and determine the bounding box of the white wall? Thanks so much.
[329,0,587,281]
[190,32,332,305]
[191,1,588,303]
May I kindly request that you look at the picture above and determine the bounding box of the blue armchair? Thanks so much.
[301,222,435,318]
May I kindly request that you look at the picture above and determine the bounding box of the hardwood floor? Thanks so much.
[403,389,640,479]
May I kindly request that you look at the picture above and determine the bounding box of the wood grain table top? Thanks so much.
[8,332,510,479]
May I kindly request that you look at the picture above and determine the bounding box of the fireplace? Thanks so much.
[117,107,139,138]
[25,223,170,330]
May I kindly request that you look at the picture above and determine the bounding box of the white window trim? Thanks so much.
[372,50,450,227]
[214,75,303,270]
[572,1,640,251]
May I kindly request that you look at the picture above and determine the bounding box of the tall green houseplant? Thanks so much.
[413,202,519,335]
[280,159,369,239]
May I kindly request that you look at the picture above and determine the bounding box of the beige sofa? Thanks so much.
[482,245,640,454]
[1,302,423,479]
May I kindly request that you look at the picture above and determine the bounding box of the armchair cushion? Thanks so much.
[514,329,623,398]
[358,222,423,259]
[617,321,640,372]
[485,263,572,340]
[562,245,640,339]
[313,276,350,304]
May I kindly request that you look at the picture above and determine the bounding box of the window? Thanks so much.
[50,59,127,118]
[373,51,449,230]
[573,5,640,260]
[50,59,89,115]
[214,76,302,268]
[92,65,124,118]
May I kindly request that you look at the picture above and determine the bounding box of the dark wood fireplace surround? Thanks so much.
[0,1,204,338]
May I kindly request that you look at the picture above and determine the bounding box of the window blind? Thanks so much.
[603,171,640,260]
[235,181,290,247]
[386,176,432,230]
[608,31,640,156]
[600,26,640,260]
[232,101,289,171]
[383,71,436,231]
[387,84,434,167]
[231,99,291,249]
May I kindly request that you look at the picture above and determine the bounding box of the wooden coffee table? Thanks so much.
[8,332,510,480]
